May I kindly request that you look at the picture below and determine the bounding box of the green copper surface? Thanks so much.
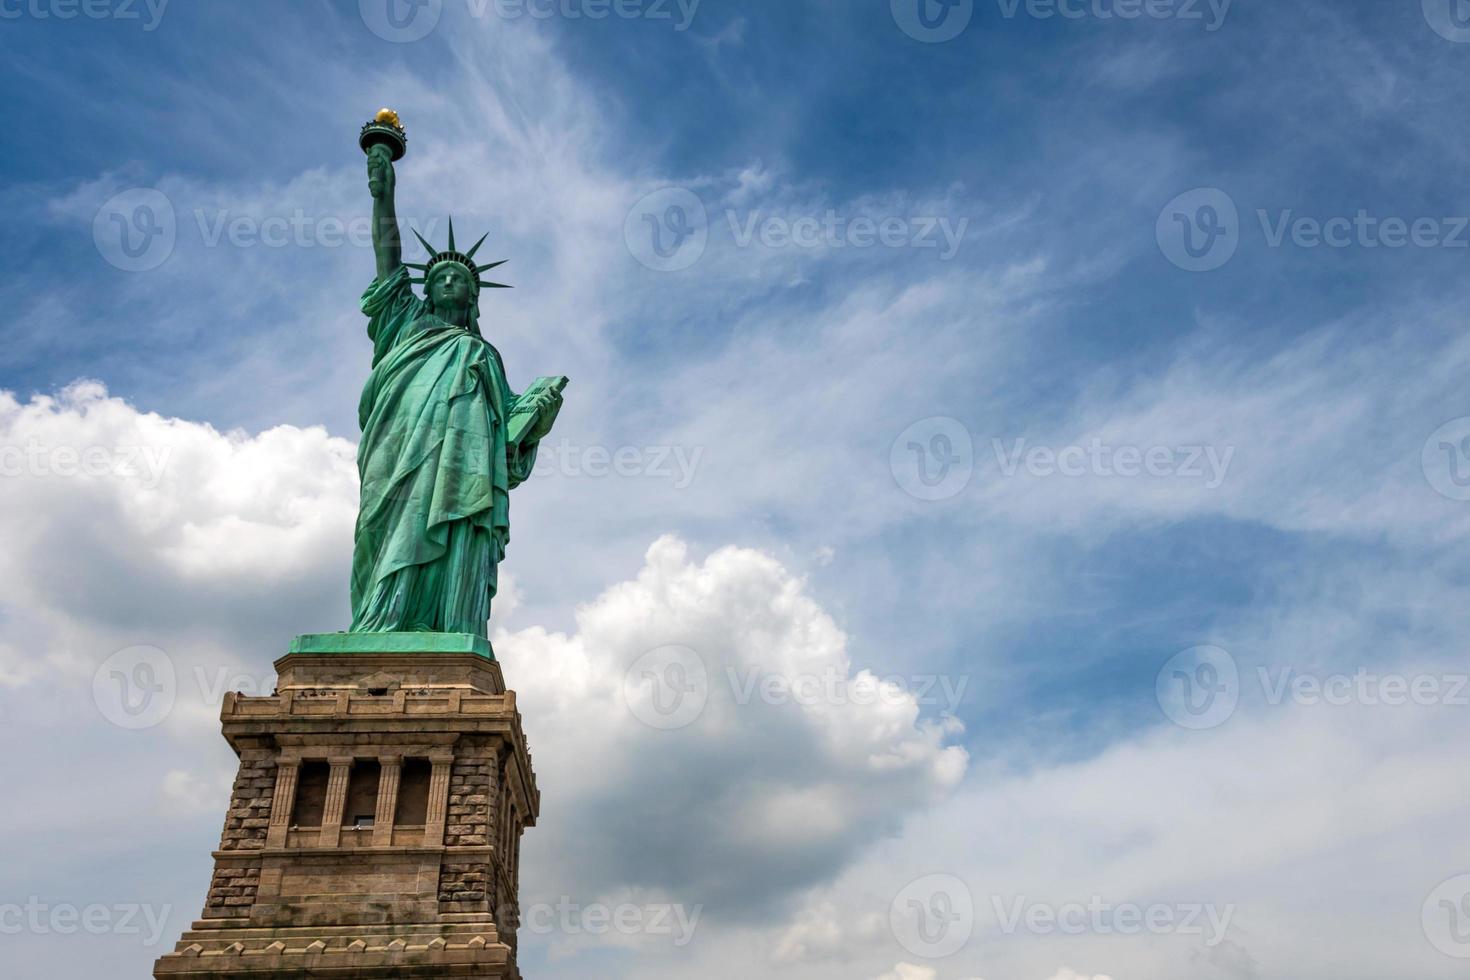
[290,632,494,660]
[350,121,565,641]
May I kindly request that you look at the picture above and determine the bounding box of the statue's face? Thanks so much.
[429,264,474,310]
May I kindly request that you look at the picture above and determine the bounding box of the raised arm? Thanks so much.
[367,144,402,280]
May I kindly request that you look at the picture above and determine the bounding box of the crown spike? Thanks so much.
[465,232,490,260]
[479,281,513,289]
[475,258,509,273]
[447,216,456,253]
[412,228,436,256]
[404,262,430,271]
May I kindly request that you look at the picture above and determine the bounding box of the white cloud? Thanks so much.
[0,381,357,693]
[499,535,968,924]
[872,965,938,980]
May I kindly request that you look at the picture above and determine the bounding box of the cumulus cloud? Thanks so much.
[499,535,968,926]
[0,381,357,673]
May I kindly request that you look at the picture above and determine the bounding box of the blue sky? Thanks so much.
[2,2,1470,979]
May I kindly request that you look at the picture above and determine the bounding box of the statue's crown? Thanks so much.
[406,217,511,290]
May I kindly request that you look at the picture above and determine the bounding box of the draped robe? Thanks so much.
[350,265,538,637]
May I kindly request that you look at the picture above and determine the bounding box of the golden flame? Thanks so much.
[375,108,402,129]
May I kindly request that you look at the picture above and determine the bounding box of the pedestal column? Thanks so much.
[424,754,455,845]
[265,760,300,848]
[373,756,402,847]
[319,757,353,847]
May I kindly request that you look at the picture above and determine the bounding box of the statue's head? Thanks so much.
[424,261,478,323]
[407,218,511,331]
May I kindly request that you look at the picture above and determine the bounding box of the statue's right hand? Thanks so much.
[367,146,395,200]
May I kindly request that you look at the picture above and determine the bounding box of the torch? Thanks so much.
[360,108,407,197]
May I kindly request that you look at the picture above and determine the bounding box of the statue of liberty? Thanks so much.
[350,111,565,639]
